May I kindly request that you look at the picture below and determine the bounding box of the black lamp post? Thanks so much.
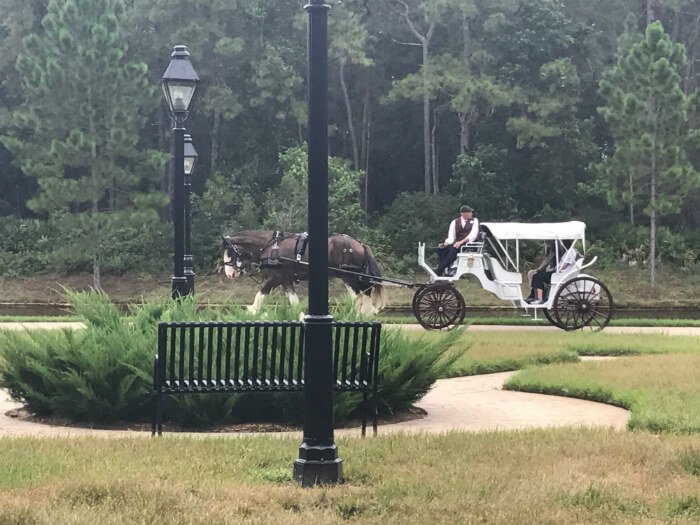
[183,134,198,294]
[293,0,342,487]
[162,44,199,299]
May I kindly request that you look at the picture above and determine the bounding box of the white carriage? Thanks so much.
[413,221,614,330]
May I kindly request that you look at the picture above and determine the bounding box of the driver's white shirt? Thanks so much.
[444,218,479,245]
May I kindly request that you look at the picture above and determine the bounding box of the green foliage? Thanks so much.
[0,216,170,276]
[588,223,699,268]
[263,145,368,237]
[449,145,517,219]
[1,0,166,287]
[0,290,462,427]
[378,192,462,263]
[596,21,700,285]
[191,169,261,267]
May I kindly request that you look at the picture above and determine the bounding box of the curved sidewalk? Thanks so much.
[1,322,699,336]
[0,359,629,438]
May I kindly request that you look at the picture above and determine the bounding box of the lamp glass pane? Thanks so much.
[184,157,195,175]
[167,82,196,112]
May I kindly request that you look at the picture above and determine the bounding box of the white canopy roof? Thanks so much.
[481,221,586,241]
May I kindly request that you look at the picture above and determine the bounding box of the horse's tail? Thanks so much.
[362,244,387,311]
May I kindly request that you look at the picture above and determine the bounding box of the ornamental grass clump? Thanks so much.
[0,290,464,428]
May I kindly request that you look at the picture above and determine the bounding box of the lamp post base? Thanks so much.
[184,254,195,295]
[293,443,343,487]
[171,276,189,299]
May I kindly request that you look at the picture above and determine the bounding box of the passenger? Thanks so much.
[526,242,556,301]
[527,240,578,305]
[436,205,479,277]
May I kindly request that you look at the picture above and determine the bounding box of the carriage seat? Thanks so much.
[550,257,585,284]
[483,255,522,284]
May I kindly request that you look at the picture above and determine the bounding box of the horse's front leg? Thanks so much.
[283,283,300,306]
[248,277,278,314]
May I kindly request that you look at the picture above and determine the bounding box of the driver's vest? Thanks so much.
[455,218,475,242]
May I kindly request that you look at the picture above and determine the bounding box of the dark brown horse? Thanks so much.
[218,230,387,314]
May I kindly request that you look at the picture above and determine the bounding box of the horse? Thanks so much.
[218,230,387,314]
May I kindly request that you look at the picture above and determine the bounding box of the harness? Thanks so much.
[294,232,309,262]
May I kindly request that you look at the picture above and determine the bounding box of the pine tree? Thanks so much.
[2,0,166,289]
[598,21,700,288]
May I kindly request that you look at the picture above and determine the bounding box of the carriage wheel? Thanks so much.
[552,277,614,332]
[542,308,563,329]
[412,284,466,330]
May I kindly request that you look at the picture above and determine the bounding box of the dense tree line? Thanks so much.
[0,0,699,288]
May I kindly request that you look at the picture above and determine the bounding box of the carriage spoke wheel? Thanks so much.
[412,284,466,330]
[542,308,563,329]
[553,276,614,332]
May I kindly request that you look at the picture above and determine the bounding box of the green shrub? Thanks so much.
[0,290,463,428]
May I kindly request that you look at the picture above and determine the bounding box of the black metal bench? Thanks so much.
[152,321,381,437]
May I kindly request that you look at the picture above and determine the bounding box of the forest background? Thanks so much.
[1,0,699,292]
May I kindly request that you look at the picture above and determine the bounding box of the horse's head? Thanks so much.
[219,236,252,278]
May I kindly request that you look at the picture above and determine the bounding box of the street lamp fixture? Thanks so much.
[162,44,199,298]
[183,134,198,176]
[162,45,199,120]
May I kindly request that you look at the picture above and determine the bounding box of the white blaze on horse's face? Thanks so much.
[223,250,238,279]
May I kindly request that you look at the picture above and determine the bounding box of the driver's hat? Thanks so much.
[460,205,474,213]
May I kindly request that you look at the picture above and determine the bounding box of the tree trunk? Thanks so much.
[646,0,656,25]
[431,108,439,193]
[671,9,681,42]
[422,40,432,193]
[458,112,471,154]
[361,91,372,214]
[89,110,102,291]
[649,151,657,289]
[211,110,222,174]
[683,14,700,94]
[629,172,635,225]
[339,61,360,171]
[158,103,171,222]
[93,251,101,290]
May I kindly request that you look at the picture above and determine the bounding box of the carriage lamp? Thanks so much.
[162,45,199,119]
[183,134,198,175]
[162,45,199,299]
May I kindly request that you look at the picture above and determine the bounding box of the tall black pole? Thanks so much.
[293,0,342,487]
[171,116,188,299]
[183,153,194,295]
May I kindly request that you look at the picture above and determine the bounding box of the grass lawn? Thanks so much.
[410,330,700,376]
[0,430,698,524]
[505,353,700,434]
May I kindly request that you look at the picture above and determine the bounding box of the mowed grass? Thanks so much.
[0,430,698,524]
[505,353,700,434]
[405,330,700,376]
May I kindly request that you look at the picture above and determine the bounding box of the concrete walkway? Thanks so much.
[0,357,629,438]
[2,321,699,336]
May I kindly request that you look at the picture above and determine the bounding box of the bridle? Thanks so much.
[221,236,250,271]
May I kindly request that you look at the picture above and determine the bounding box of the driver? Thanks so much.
[436,205,479,276]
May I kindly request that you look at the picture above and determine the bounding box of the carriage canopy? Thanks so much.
[480,221,586,242]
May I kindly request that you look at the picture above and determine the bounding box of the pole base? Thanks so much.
[293,460,343,487]
[293,442,343,487]
[171,276,189,299]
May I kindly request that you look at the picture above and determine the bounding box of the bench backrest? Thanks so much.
[155,321,381,394]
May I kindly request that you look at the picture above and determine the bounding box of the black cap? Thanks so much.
[460,205,474,213]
